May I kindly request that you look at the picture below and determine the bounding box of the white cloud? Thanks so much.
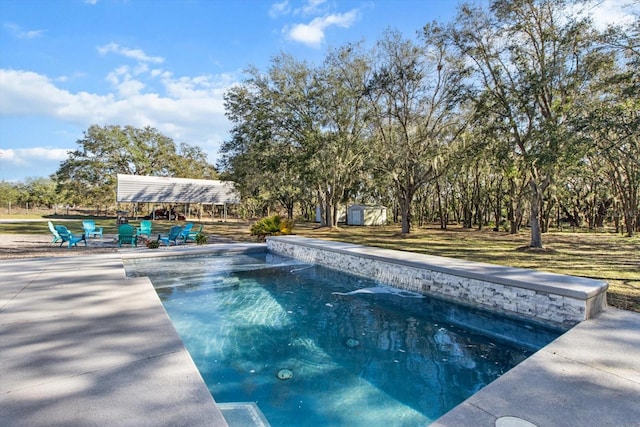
[104,65,148,97]
[568,0,638,29]
[117,78,146,98]
[84,0,98,4]
[4,22,44,39]
[0,70,92,116]
[269,0,290,18]
[0,148,69,163]
[134,62,150,75]
[106,65,128,86]
[297,0,327,16]
[0,148,71,181]
[97,42,165,64]
[286,9,359,47]
[0,67,237,169]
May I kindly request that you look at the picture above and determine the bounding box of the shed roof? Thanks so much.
[116,174,240,204]
[348,204,387,210]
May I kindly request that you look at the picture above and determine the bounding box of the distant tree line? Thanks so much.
[0,178,60,214]
[1,124,218,216]
[219,0,639,243]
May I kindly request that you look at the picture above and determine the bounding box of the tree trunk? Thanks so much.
[332,204,340,227]
[400,198,411,234]
[494,178,503,231]
[473,177,482,230]
[463,203,472,228]
[325,199,334,228]
[507,178,516,234]
[529,194,543,248]
[623,199,635,237]
[541,195,555,233]
[436,180,447,230]
[528,178,549,248]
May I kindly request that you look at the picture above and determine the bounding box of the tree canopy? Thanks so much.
[219,0,639,240]
[6,0,637,242]
[55,124,218,209]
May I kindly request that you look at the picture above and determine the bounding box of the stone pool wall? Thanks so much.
[267,236,608,327]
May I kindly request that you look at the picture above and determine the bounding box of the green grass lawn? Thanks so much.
[1,216,638,312]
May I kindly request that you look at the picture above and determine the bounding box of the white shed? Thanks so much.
[347,204,387,226]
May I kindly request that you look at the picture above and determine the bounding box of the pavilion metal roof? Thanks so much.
[116,174,240,204]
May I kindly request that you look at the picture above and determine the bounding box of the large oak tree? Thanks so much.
[55,124,217,209]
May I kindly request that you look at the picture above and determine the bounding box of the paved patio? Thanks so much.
[0,252,228,426]
[1,245,639,426]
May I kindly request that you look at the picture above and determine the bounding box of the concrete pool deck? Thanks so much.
[0,252,229,426]
[1,246,639,426]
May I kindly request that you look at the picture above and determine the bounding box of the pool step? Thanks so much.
[218,402,271,427]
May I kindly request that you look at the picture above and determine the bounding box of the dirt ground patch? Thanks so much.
[0,233,236,259]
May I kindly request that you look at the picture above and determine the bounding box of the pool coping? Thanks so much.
[268,236,606,299]
[266,236,608,326]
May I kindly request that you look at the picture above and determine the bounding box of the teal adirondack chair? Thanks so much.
[159,225,183,246]
[118,224,138,248]
[185,224,203,243]
[136,220,152,238]
[54,225,87,248]
[48,221,62,244]
[82,220,103,238]
[178,223,193,243]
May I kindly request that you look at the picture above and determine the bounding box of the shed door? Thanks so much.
[351,210,362,225]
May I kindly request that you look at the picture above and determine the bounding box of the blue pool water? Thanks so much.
[125,252,564,426]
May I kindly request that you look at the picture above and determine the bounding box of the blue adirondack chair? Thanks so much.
[118,224,138,248]
[185,224,203,243]
[82,220,103,238]
[54,225,87,248]
[48,221,62,244]
[159,225,183,246]
[136,220,152,238]
[178,223,193,243]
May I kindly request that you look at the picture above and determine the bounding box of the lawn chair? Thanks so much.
[48,221,62,244]
[118,223,138,248]
[82,220,103,239]
[178,223,193,243]
[54,225,87,249]
[185,224,203,243]
[136,220,152,238]
[159,225,183,246]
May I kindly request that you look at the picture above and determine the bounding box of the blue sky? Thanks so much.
[0,0,635,182]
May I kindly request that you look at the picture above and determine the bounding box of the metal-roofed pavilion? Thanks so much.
[116,174,240,219]
[117,174,239,204]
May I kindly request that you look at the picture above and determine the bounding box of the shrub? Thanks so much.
[195,232,208,245]
[250,215,294,242]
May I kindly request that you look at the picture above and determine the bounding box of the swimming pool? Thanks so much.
[125,252,564,426]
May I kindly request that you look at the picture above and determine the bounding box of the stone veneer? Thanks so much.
[267,236,608,327]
